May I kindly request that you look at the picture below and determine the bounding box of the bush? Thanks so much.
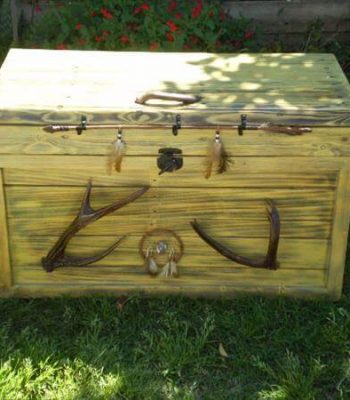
[27,0,259,52]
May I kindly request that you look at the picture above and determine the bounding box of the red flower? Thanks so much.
[134,3,150,14]
[244,31,255,40]
[234,40,242,49]
[78,39,87,46]
[56,43,67,50]
[75,23,82,30]
[191,0,203,18]
[149,42,159,51]
[91,10,97,17]
[95,36,104,42]
[174,12,182,20]
[34,4,42,13]
[166,20,178,33]
[168,0,177,12]
[103,30,110,37]
[220,9,225,21]
[166,32,175,42]
[100,7,113,19]
[120,35,130,44]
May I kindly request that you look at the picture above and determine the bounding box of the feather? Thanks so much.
[144,248,158,276]
[107,129,126,174]
[147,257,158,276]
[169,259,178,278]
[259,123,308,136]
[161,249,179,278]
[161,262,171,278]
[205,131,231,179]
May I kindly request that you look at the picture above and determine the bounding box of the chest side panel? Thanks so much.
[0,169,11,292]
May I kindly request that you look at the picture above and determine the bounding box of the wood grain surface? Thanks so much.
[327,169,350,299]
[0,50,349,125]
[0,50,349,298]
[12,234,327,289]
[1,127,350,157]
[0,170,11,290]
[5,186,334,238]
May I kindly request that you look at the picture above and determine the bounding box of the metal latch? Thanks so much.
[157,148,183,175]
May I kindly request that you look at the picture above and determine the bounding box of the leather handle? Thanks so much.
[135,91,201,106]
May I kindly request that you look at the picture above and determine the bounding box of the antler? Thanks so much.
[190,200,280,270]
[42,181,149,272]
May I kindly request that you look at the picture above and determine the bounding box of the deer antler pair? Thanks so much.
[42,181,149,272]
[42,182,280,272]
[191,200,280,270]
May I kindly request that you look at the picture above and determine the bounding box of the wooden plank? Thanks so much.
[12,256,326,288]
[8,284,330,299]
[1,86,348,108]
[0,50,349,126]
[0,169,11,290]
[4,168,338,189]
[223,1,350,34]
[1,108,349,126]
[7,216,331,239]
[0,155,347,175]
[327,168,350,299]
[4,168,336,189]
[3,155,339,190]
[1,126,350,157]
[5,186,334,238]
[10,235,329,271]
[6,185,331,217]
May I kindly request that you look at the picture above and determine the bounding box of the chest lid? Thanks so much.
[0,49,349,126]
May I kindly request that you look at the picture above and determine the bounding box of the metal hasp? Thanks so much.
[238,114,247,136]
[76,115,87,135]
[42,181,149,272]
[191,200,280,270]
[157,148,183,175]
[172,114,182,136]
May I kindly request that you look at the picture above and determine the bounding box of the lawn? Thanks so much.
[1,257,350,400]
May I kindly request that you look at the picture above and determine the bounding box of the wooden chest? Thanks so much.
[0,49,350,299]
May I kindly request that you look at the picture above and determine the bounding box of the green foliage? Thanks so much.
[26,0,259,52]
[0,0,13,45]
[302,18,350,72]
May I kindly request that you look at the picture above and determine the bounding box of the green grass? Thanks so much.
[1,257,350,400]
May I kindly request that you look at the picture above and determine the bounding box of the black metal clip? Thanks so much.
[157,148,183,175]
[76,115,87,135]
[172,114,181,136]
[238,114,247,136]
